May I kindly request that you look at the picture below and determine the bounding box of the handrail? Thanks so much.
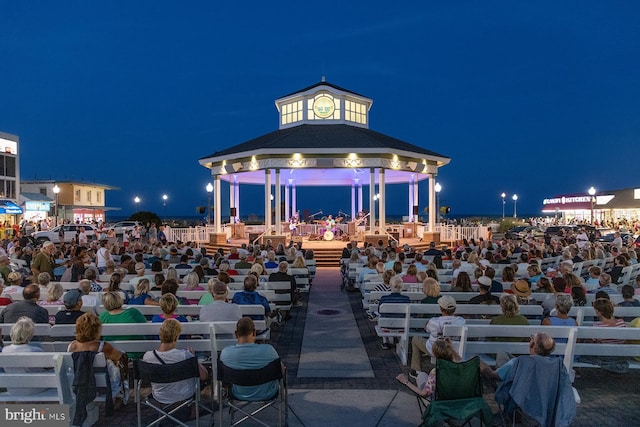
[380,229,399,245]
[252,226,274,245]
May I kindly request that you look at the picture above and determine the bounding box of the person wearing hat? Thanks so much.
[31,241,56,279]
[410,295,465,373]
[469,276,500,305]
[199,280,242,322]
[511,279,537,305]
[55,289,85,324]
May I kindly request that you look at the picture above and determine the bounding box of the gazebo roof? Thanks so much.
[199,124,450,185]
[200,124,448,160]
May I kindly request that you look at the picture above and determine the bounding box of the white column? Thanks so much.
[235,178,240,222]
[408,175,414,222]
[379,168,386,230]
[292,183,297,219]
[265,170,272,231]
[214,176,222,233]
[369,168,376,233]
[351,182,356,220]
[414,177,419,224]
[275,169,281,234]
[428,175,435,232]
[358,181,363,214]
[284,182,290,222]
[230,178,236,223]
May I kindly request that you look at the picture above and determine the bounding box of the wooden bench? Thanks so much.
[442,324,577,376]
[375,303,544,364]
[573,326,640,370]
[0,352,67,402]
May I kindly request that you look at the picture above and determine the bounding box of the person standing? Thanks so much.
[31,241,56,279]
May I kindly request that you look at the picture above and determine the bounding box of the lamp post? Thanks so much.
[52,185,60,226]
[512,194,518,218]
[162,194,168,221]
[134,196,140,213]
[434,183,442,224]
[501,192,506,219]
[206,183,213,225]
[588,186,596,225]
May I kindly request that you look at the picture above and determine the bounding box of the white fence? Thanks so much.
[165,223,489,244]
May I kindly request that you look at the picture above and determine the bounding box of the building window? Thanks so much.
[345,100,367,125]
[87,191,92,203]
[281,100,303,125]
[5,157,15,178]
[75,190,81,203]
[97,192,102,203]
[39,187,47,196]
[0,156,5,176]
[6,181,15,199]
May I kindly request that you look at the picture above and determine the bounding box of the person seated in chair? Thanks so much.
[220,317,285,401]
[142,319,209,405]
[231,275,271,319]
[481,332,556,382]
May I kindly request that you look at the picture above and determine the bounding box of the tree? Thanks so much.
[129,211,162,226]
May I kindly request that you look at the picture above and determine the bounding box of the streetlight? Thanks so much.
[162,194,168,221]
[134,196,141,212]
[512,194,518,218]
[52,185,60,226]
[588,186,596,225]
[434,183,442,223]
[206,183,213,225]
[501,192,506,219]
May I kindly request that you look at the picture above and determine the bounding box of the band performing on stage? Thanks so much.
[287,211,369,241]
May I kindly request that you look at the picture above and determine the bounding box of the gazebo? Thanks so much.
[199,79,450,244]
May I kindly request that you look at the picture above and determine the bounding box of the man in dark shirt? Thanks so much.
[55,289,85,324]
[0,284,49,323]
[469,276,500,305]
[174,254,192,270]
[268,261,298,307]
[423,242,444,257]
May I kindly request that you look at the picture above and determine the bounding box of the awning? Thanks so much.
[0,200,23,214]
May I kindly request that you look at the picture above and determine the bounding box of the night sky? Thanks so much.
[1,2,639,219]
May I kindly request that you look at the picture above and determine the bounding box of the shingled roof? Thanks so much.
[200,124,448,161]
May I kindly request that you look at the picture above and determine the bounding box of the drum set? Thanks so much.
[290,213,347,241]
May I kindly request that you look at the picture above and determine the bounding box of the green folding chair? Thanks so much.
[421,356,493,427]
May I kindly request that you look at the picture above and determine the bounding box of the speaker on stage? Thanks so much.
[413,205,419,215]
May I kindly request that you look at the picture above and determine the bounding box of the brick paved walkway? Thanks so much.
[94,267,640,426]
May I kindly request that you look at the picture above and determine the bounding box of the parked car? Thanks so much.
[104,221,142,236]
[505,226,544,240]
[597,232,634,246]
[33,224,96,244]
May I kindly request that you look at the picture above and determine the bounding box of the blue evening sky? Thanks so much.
[1,2,639,219]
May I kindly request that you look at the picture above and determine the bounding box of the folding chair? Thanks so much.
[134,357,207,427]
[495,355,577,427]
[217,358,287,427]
[421,356,493,427]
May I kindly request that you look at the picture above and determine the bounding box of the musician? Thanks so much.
[289,214,299,236]
[327,215,336,230]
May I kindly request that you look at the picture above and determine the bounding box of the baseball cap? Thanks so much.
[438,295,457,310]
[63,289,83,308]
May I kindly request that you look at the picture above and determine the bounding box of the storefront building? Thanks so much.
[21,180,119,224]
[0,131,22,224]
[541,187,640,224]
